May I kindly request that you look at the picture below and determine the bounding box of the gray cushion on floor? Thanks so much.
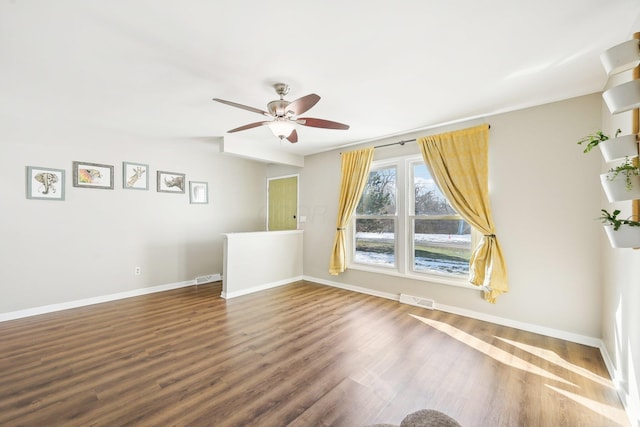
[400,409,461,427]
[365,409,462,427]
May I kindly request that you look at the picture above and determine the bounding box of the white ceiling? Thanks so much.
[2,1,640,161]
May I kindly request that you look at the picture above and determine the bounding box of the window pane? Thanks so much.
[356,167,396,215]
[413,164,455,216]
[413,218,471,275]
[355,218,395,267]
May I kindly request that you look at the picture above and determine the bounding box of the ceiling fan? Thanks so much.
[213,83,349,143]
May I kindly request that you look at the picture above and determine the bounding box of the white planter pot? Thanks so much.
[603,79,640,114]
[600,172,640,202]
[599,134,638,163]
[600,39,640,76]
[604,225,640,248]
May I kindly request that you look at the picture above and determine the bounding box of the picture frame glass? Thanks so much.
[123,162,149,190]
[73,161,114,189]
[157,171,185,193]
[26,166,65,200]
[189,181,208,204]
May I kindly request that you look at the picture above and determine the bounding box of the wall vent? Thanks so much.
[399,293,435,310]
[195,273,221,285]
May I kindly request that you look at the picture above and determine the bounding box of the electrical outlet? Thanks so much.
[135,267,141,276]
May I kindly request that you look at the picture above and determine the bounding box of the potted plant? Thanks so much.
[600,157,640,202]
[577,128,637,162]
[600,209,640,248]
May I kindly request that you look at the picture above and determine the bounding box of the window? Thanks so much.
[411,162,472,276]
[352,155,475,284]
[354,165,397,268]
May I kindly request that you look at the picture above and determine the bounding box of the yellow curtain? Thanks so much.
[329,147,375,275]
[417,124,508,303]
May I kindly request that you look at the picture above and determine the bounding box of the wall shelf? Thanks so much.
[600,32,640,248]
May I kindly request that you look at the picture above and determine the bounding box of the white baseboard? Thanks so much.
[434,302,601,348]
[6,273,600,348]
[303,275,600,347]
[305,275,398,301]
[221,276,303,299]
[0,279,202,322]
[599,342,639,427]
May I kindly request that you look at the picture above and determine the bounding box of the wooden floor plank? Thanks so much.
[0,281,629,426]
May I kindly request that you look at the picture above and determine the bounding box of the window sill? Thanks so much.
[347,262,477,289]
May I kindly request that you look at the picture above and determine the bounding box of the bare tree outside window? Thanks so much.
[355,167,396,267]
[352,160,473,277]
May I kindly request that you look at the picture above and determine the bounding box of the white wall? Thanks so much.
[600,70,640,424]
[0,129,267,314]
[222,230,303,298]
[4,93,606,340]
[298,94,604,339]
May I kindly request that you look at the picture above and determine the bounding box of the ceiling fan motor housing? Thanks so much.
[267,100,292,117]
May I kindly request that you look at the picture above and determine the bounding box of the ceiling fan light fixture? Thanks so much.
[268,119,295,139]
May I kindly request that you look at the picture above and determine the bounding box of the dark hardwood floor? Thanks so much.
[0,281,629,426]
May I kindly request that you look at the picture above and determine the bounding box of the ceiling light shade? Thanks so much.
[268,120,295,139]
[600,39,640,76]
[602,79,640,114]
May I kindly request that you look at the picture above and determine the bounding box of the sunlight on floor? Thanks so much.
[410,314,574,386]
[495,336,613,387]
[546,385,629,426]
[411,314,631,426]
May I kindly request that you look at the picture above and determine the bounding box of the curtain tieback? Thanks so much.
[484,234,496,237]
[337,227,346,231]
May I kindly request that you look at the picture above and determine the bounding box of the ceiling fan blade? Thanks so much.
[286,94,320,116]
[286,129,298,143]
[227,121,269,133]
[297,117,350,130]
[212,98,271,116]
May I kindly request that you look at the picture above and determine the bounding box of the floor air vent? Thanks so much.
[399,293,435,310]
[195,274,221,285]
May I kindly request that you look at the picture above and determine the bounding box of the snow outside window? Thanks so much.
[411,162,471,276]
[351,156,473,282]
[354,165,397,268]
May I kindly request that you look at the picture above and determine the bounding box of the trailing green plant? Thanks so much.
[599,209,640,231]
[577,128,622,153]
[606,157,640,190]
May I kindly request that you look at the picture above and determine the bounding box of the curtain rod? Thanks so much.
[374,139,416,149]
[374,124,491,150]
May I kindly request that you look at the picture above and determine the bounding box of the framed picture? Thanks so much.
[123,161,149,190]
[189,181,208,204]
[26,166,65,201]
[157,171,185,193]
[72,161,114,189]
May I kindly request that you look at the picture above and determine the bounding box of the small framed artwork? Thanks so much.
[157,171,185,193]
[26,166,65,201]
[189,181,208,204]
[123,162,149,190]
[72,161,114,189]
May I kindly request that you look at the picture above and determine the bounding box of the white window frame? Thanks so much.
[352,160,399,270]
[348,154,478,289]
